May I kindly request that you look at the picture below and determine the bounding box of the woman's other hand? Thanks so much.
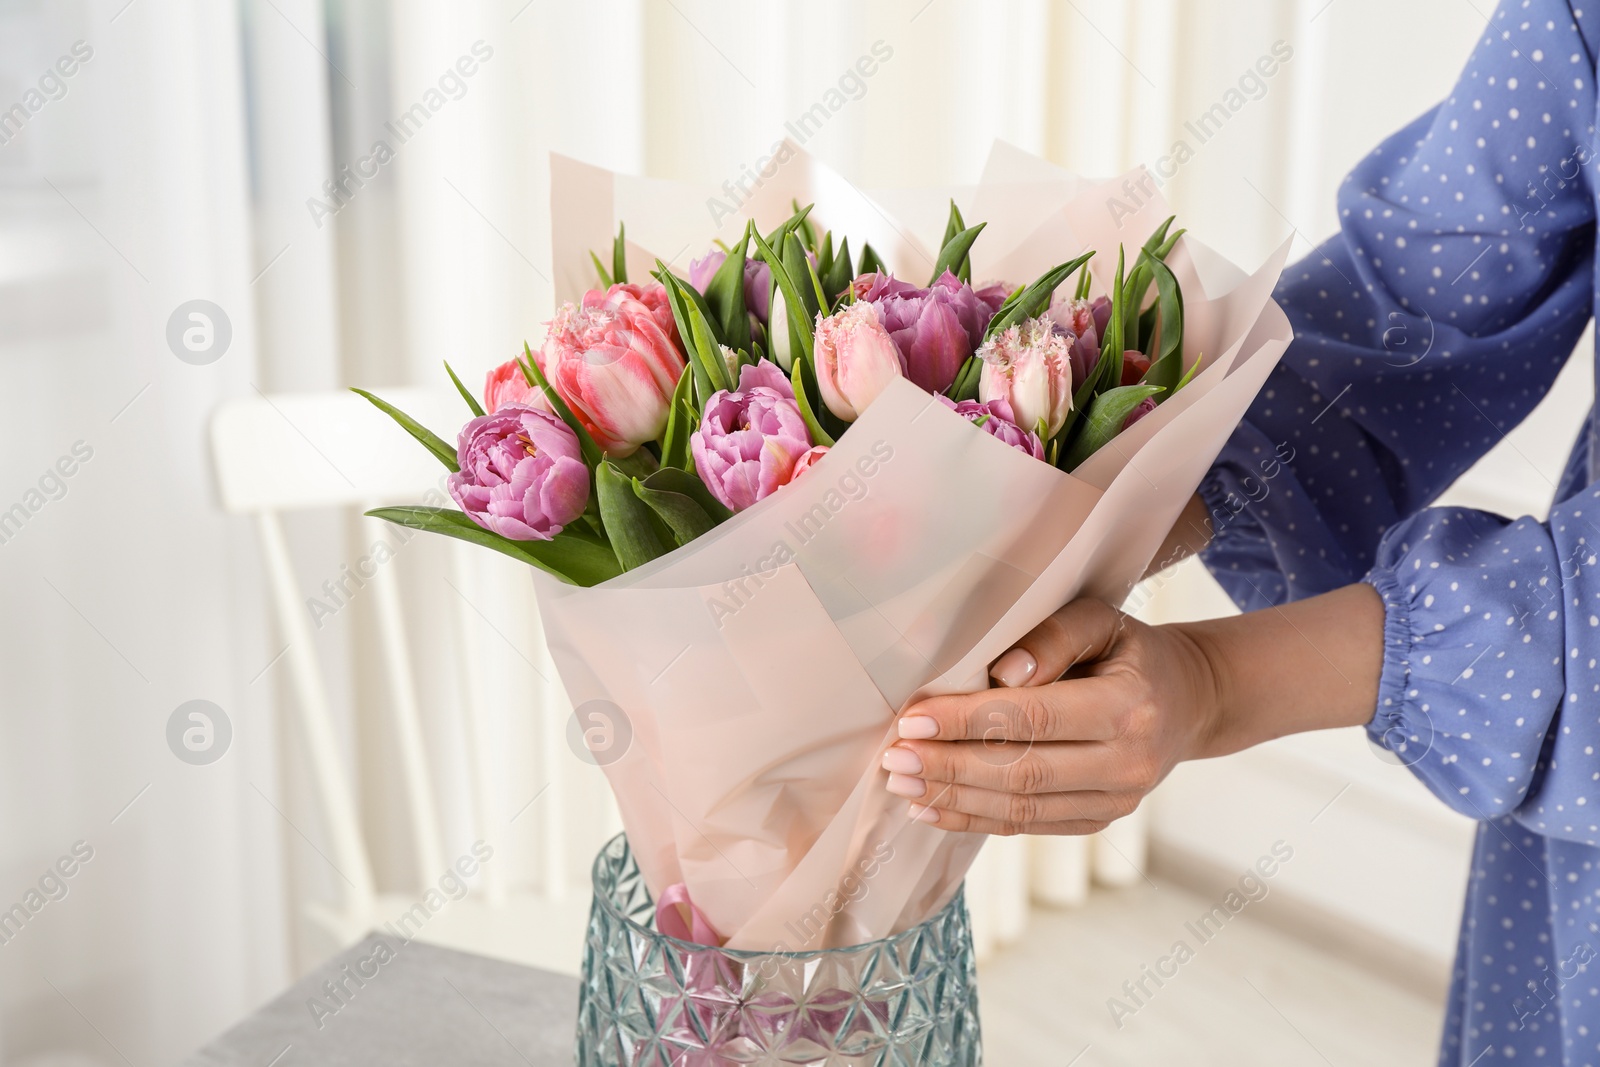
[883,585,1384,835]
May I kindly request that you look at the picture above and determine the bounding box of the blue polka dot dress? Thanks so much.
[1197,1,1600,1062]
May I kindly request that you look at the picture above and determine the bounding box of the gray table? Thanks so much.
[182,933,579,1066]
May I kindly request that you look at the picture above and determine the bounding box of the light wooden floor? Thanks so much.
[976,878,1446,1066]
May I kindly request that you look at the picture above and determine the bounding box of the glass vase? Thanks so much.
[575,833,982,1065]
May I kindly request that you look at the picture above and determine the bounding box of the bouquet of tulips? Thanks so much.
[358,204,1192,586]
[356,143,1291,962]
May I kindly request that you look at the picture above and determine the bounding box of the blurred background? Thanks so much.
[2,0,1588,1064]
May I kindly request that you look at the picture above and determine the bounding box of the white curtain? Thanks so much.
[0,0,1511,1060]
[0,1,287,1063]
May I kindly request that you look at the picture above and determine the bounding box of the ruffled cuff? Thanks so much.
[1359,508,1565,822]
[1363,565,1421,761]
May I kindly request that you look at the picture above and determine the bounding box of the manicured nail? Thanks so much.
[898,716,938,740]
[908,803,940,824]
[881,746,923,775]
[991,648,1038,688]
[885,773,926,798]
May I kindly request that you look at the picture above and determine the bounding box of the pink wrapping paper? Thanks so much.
[536,141,1292,951]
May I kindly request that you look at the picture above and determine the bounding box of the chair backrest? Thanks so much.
[209,387,534,917]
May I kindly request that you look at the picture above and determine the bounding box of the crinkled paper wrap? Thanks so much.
[535,141,1292,951]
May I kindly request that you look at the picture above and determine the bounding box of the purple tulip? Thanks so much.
[690,361,814,512]
[1122,396,1158,430]
[851,271,1001,394]
[1049,295,1113,390]
[974,282,1013,316]
[937,395,1045,460]
[689,250,774,323]
[447,405,590,541]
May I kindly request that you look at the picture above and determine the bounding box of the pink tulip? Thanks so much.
[937,396,1044,459]
[447,405,589,541]
[690,361,814,513]
[977,315,1074,439]
[582,281,681,350]
[813,301,904,422]
[483,357,544,413]
[791,445,829,479]
[539,298,686,456]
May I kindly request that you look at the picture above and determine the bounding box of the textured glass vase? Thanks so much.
[575,834,982,1065]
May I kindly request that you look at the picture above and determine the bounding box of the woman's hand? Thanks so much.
[881,599,1223,835]
[883,584,1386,835]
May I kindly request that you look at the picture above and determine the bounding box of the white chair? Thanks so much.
[209,387,596,975]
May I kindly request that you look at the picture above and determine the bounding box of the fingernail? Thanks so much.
[885,773,926,798]
[991,648,1038,688]
[898,716,938,740]
[881,746,923,775]
[908,803,940,824]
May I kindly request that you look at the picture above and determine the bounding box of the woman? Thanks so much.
[883,1,1600,1061]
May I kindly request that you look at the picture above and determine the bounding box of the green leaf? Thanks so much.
[1059,384,1163,470]
[351,388,459,471]
[785,231,828,316]
[1093,248,1127,394]
[1074,262,1093,300]
[612,221,628,285]
[790,359,836,447]
[640,466,732,522]
[516,344,604,468]
[945,355,983,401]
[443,360,485,418]
[590,250,613,289]
[1138,254,1185,394]
[944,201,971,281]
[1122,219,1183,351]
[596,460,670,571]
[782,231,821,320]
[632,467,731,546]
[1154,225,1187,262]
[857,242,886,276]
[759,204,814,258]
[658,269,735,396]
[365,506,622,585]
[1143,216,1176,258]
[816,230,834,280]
[1174,349,1206,392]
[940,199,967,251]
[983,251,1096,340]
[983,284,1027,334]
[822,236,853,304]
[632,479,717,545]
[704,227,751,352]
[929,222,986,286]
[654,262,728,346]
[659,370,697,470]
[1121,261,1152,349]
[792,198,818,252]
[657,275,715,405]
[750,225,816,365]
[608,447,660,479]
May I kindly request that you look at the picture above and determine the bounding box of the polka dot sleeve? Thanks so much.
[1365,499,1600,846]
[1201,0,1597,615]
